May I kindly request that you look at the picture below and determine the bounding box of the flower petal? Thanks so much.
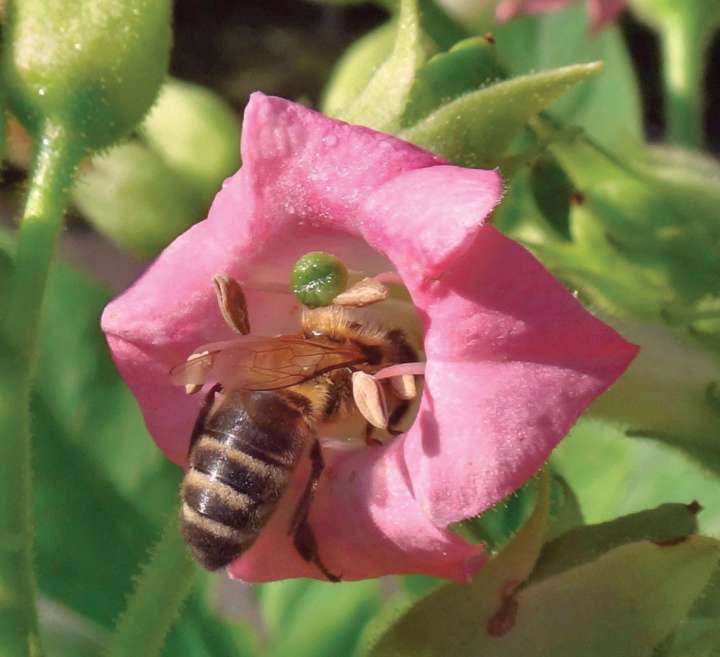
[102,93,635,582]
[102,93,504,465]
[399,225,638,525]
[360,166,503,280]
[230,227,636,580]
[228,442,485,583]
[587,0,625,31]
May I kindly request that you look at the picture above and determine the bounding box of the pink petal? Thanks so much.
[496,0,573,22]
[102,93,635,582]
[495,0,624,30]
[102,93,503,465]
[229,227,635,581]
[228,443,485,582]
[587,0,625,30]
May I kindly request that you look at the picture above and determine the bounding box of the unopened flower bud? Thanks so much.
[3,0,171,151]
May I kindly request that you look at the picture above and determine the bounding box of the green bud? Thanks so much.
[141,79,240,202]
[3,0,171,151]
[322,22,396,119]
[291,252,349,308]
[73,143,200,259]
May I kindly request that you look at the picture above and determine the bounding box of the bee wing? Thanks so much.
[169,335,366,391]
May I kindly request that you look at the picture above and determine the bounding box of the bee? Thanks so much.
[170,275,419,581]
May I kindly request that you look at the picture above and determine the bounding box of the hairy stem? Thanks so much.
[105,511,195,657]
[0,122,81,657]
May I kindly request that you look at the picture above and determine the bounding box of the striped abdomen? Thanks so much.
[181,389,312,570]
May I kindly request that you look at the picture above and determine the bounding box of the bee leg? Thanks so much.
[213,275,250,334]
[289,440,342,582]
[188,382,223,455]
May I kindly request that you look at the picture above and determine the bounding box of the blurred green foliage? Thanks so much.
[1,0,719,655]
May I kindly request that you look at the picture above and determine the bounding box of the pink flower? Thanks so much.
[101,93,636,582]
[495,0,625,30]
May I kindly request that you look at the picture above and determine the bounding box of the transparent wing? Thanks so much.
[169,335,366,391]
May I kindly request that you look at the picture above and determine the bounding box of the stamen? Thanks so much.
[389,374,417,400]
[352,371,389,430]
[333,277,389,307]
[373,271,404,286]
[213,275,250,334]
[374,362,426,380]
[183,350,212,395]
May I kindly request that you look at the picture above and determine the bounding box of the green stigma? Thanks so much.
[291,251,349,307]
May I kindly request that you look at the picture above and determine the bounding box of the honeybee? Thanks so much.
[170,275,419,581]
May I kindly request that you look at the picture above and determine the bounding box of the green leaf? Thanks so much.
[366,471,551,657]
[400,62,602,168]
[551,419,720,536]
[339,0,429,131]
[369,534,720,657]
[531,503,700,584]
[490,539,718,656]
[495,6,642,149]
[660,621,720,657]
[401,36,503,127]
[258,579,383,657]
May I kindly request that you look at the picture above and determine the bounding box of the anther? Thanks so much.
[333,277,389,307]
[183,350,212,395]
[390,374,416,400]
[352,372,389,429]
[213,275,250,334]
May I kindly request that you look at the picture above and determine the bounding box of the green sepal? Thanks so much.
[401,36,503,127]
[72,143,202,259]
[336,0,430,131]
[3,0,171,152]
[322,23,397,120]
[530,502,700,584]
[369,532,719,657]
[494,5,642,149]
[400,62,602,168]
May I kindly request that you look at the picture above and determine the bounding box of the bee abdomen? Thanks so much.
[181,390,314,571]
[181,435,291,570]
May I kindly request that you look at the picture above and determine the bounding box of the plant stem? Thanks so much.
[105,511,196,657]
[0,122,81,657]
[660,12,705,149]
